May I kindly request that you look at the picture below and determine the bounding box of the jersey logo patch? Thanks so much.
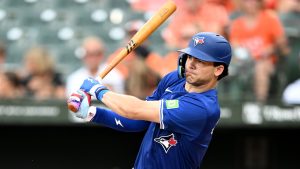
[166,100,179,109]
[165,87,172,93]
[154,133,178,153]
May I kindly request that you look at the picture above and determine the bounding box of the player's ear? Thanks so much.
[214,64,224,77]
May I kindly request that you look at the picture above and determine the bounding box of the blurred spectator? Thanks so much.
[264,0,278,10]
[107,20,162,79]
[282,55,300,105]
[229,0,290,103]
[106,20,161,98]
[160,24,199,77]
[0,71,23,99]
[129,0,169,12]
[130,0,236,14]
[0,41,6,70]
[207,0,238,14]
[126,58,160,99]
[162,0,229,49]
[19,47,65,100]
[66,36,125,97]
[277,0,300,14]
[282,79,300,105]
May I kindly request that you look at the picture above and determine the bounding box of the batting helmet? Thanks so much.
[177,32,232,78]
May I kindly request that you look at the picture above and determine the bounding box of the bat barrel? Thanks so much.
[99,0,177,79]
[131,1,177,49]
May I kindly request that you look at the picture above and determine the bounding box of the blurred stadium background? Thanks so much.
[0,0,300,169]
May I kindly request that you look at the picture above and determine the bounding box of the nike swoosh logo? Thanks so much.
[165,88,172,93]
[115,118,124,127]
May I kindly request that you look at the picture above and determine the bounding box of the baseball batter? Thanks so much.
[68,32,232,169]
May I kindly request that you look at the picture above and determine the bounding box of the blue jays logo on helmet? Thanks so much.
[193,37,205,46]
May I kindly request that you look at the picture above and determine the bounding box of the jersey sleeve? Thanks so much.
[146,71,180,101]
[91,107,150,132]
[159,96,208,137]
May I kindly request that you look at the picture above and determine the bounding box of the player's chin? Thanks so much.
[185,75,195,83]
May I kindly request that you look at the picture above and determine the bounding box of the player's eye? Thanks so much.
[187,55,201,63]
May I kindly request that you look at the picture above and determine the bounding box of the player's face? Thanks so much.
[185,55,220,86]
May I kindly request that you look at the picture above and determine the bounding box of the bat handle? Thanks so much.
[67,102,79,113]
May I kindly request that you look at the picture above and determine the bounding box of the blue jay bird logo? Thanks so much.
[154,133,178,153]
[193,37,205,46]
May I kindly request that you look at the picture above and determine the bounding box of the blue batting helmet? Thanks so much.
[177,32,232,78]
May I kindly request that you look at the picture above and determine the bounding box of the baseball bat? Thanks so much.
[99,0,177,78]
[68,0,177,112]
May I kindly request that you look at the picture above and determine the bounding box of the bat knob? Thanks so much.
[68,102,80,113]
[67,90,91,113]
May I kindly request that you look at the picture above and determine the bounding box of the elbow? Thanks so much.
[120,100,141,120]
[122,106,139,120]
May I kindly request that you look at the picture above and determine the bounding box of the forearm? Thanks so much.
[91,107,149,132]
[101,91,160,123]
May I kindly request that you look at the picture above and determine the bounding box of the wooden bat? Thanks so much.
[68,1,177,112]
[99,0,177,78]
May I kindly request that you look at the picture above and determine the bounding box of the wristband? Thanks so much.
[90,85,109,100]
[96,89,109,100]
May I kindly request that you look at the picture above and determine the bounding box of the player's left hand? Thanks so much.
[80,77,109,101]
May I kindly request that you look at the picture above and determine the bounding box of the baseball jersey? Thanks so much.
[133,71,220,169]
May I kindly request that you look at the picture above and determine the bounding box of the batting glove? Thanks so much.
[67,90,97,121]
[80,77,109,101]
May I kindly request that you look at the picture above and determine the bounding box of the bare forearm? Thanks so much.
[102,92,141,118]
[101,91,160,122]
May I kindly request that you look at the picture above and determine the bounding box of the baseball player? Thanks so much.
[68,32,232,169]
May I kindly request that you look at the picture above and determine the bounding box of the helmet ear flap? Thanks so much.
[178,53,188,78]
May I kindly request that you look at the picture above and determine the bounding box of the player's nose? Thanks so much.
[187,57,196,69]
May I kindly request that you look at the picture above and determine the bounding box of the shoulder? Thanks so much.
[160,70,181,85]
[146,71,183,100]
[159,71,184,91]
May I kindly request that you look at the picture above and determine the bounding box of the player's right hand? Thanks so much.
[80,77,109,101]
